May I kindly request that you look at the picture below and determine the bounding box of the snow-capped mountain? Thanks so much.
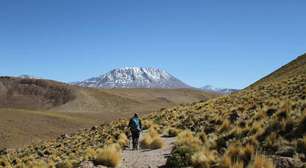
[18,74,41,79]
[201,85,239,94]
[73,67,191,89]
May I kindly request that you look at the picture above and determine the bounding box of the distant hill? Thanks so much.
[0,76,75,109]
[73,67,191,88]
[200,85,239,94]
[0,76,216,148]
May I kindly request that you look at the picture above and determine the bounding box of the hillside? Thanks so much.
[0,54,305,167]
[0,77,76,109]
[0,77,216,148]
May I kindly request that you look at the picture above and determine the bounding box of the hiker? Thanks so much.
[128,113,142,150]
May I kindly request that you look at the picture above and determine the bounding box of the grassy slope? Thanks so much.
[146,54,306,167]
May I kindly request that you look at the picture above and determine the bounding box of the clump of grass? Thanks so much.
[219,119,231,133]
[166,145,194,167]
[225,143,255,166]
[150,137,165,149]
[296,136,306,154]
[251,154,274,168]
[25,160,49,168]
[191,148,217,168]
[94,143,122,167]
[141,128,165,149]
[166,127,180,137]
[84,147,97,160]
[117,133,129,147]
[142,120,154,130]
[229,161,244,168]
[176,130,202,149]
[0,157,11,167]
[55,160,74,168]
[165,131,204,167]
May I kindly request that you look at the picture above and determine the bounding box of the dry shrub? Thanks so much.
[27,159,49,168]
[219,119,231,133]
[226,143,255,166]
[0,157,11,168]
[55,160,74,168]
[150,136,165,149]
[231,161,244,168]
[84,148,97,160]
[297,135,306,154]
[251,154,274,168]
[94,143,122,167]
[191,148,217,168]
[143,120,154,130]
[176,131,202,149]
[141,128,165,149]
[117,133,129,147]
[167,127,180,137]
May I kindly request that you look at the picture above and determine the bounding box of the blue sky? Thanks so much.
[0,1,305,89]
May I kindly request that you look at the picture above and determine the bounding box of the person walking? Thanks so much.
[128,113,142,150]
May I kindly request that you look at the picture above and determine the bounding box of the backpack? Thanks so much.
[130,117,141,132]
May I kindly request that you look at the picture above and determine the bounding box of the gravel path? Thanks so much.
[120,133,176,168]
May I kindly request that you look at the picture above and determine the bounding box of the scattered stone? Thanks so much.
[0,148,7,155]
[273,156,304,168]
[78,161,94,168]
[276,146,295,157]
[91,126,98,131]
[59,133,70,139]
[78,161,107,168]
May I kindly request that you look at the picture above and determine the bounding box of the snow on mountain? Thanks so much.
[201,85,239,94]
[73,67,191,89]
[18,74,42,79]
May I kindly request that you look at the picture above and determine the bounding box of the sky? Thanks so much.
[0,1,305,89]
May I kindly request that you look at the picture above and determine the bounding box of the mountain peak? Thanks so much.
[74,67,191,89]
[18,74,41,79]
[201,85,239,94]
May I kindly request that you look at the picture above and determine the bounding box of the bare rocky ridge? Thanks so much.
[0,77,75,109]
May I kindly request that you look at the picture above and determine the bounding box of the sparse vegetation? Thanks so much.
[252,154,275,168]
[141,128,165,149]
[93,144,122,167]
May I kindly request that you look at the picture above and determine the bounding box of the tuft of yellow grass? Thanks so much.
[191,148,216,168]
[219,119,231,132]
[55,160,74,168]
[224,143,255,166]
[252,154,275,168]
[94,143,122,167]
[176,130,202,149]
[117,133,129,147]
[141,128,165,149]
[231,161,244,168]
[27,159,49,168]
[84,148,97,160]
[166,127,180,137]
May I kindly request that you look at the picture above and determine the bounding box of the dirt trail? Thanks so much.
[120,133,176,168]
